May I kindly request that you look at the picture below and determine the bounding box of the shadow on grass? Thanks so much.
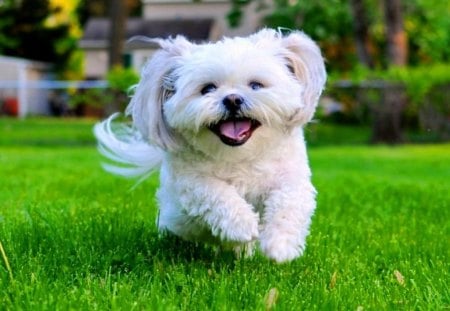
[105,232,239,276]
[3,206,243,282]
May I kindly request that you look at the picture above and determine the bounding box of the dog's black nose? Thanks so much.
[223,94,244,112]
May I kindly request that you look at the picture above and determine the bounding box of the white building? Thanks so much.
[0,56,52,117]
[141,0,268,39]
[80,0,270,79]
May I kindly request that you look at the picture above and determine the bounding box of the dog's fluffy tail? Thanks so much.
[93,113,163,180]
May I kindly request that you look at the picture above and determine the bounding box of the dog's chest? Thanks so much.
[211,160,282,206]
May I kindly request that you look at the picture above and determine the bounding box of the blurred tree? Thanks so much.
[230,0,358,72]
[229,0,450,70]
[77,0,141,68]
[280,0,356,72]
[349,0,374,68]
[0,0,82,78]
[383,0,407,66]
[229,1,449,144]
[367,0,407,144]
[109,0,127,68]
[78,0,141,25]
[46,0,84,79]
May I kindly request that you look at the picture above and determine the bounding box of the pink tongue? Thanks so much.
[219,120,252,140]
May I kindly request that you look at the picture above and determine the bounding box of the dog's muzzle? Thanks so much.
[208,94,261,147]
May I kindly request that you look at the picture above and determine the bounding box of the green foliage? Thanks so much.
[68,67,139,110]
[68,87,113,109]
[404,0,450,64]
[0,0,82,77]
[332,64,450,105]
[265,0,353,42]
[106,66,140,93]
[0,12,17,50]
[382,64,450,105]
[0,0,61,59]
[0,118,449,309]
[63,49,85,80]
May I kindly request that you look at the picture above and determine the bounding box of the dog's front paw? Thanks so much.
[213,210,259,243]
[260,230,304,263]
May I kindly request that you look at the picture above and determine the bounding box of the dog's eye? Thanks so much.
[249,81,264,90]
[201,83,217,95]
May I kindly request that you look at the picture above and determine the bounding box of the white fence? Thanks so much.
[0,80,107,117]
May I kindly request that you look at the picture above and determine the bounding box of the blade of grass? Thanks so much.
[0,241,13,281]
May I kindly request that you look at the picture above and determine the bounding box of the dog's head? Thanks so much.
[127,29,326,153]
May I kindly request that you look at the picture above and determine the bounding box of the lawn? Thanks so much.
[0,117,449,310]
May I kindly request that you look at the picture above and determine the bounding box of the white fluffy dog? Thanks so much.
[94,29,326,263]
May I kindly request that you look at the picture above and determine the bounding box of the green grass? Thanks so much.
[0,117,449,310]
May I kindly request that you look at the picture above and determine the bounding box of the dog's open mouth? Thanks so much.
[209,117,261,146]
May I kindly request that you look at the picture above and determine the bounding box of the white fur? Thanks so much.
[94,29,326,263]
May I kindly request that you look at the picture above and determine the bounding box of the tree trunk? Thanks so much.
[369,0,408,144]
[108,0,127,68]
[370,84,406,144]
[350,0,374,68]
[383,0,408,66]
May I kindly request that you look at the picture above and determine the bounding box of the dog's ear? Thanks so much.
[280,31,326,125]
[126,36,193,150]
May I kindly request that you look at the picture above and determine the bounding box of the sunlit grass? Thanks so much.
[0,117,448,309]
